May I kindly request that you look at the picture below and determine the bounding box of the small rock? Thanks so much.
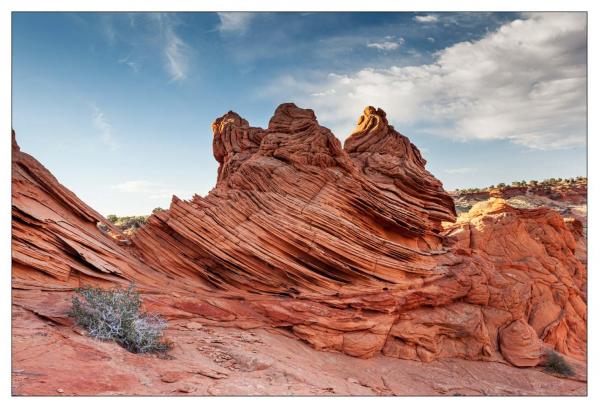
[56,388,64,393]
[160,372,185,383]
[186,322,203,330]
[190,368,228,379]
[176,384,197,393]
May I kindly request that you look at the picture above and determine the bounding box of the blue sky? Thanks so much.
[12,12,587,215]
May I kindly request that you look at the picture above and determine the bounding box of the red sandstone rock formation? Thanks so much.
[445,199,586,363]
[11,129,186,292]
[11,103,587,389]
[134,104,456,296]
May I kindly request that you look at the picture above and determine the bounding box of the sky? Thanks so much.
[12,12,587,215]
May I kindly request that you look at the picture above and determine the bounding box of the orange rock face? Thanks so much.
[11,103,587,388]
[11,129,185,292]
[134,104,457,295]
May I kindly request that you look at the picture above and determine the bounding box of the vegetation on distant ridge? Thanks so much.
[106,207,165,236]
[452,176,586,195]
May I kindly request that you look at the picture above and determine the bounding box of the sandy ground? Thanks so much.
[12,302,586,396]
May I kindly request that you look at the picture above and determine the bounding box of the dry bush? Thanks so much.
[70,285,171,354]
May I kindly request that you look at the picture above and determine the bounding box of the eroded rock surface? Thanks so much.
[11,103,587,395]
[12,299,586,396]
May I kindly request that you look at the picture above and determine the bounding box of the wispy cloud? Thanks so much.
[91,105,118,150]
[164,31,189,81]
[414,15,439,23]
[444,167,476,174]
[97,14,192,82]
[367,37,404,51]
[217,12,255,34]
[151,14,191,81]
[265,13,587,150]
[113,180,194,200]
[311,89,336,97]
[100,15,117,43]
[118,55,140,73]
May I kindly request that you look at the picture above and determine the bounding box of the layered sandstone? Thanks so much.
[11,103,587,392]
[133,104,456,296]
[11,130,188,293]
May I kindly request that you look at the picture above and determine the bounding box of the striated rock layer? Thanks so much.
[134,104,456,296]
[12,103,587,381]
[11,130,189,293]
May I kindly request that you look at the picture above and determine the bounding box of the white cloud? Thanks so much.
[311,89,336,97]
[91,105,118,150]
[367,41,399,51]
[414,15,438,23]
[98,14,191,82]
[217,12,255,34]
[151,14,191,81]
[113,180,194,200]
[368,36,404,51]
[164,31,189,81]
[265,13,586,150]
[445,167,476,174]
[367,38,404,51]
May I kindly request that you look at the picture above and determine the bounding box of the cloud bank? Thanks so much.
[267,13,586,150]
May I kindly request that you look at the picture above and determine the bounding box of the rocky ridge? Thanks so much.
[11,104,587,395]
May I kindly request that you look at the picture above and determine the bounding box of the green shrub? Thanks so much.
[69,285,171,354]
[105,214,149,236]
[543,350,574,377]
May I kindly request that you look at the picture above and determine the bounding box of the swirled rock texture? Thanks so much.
[345,106,456,233]
[444,199,587,363]
[11,130,188,293]
[11,103,587,395]
[134,104,456,296]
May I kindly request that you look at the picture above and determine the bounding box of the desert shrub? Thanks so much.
[543,350,574,377]
[113,215,148,230]
[105,215,149,236]
[69,285,171,354]
[152,207,165,214]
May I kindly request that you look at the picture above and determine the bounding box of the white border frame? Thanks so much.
[1,1,595,407]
